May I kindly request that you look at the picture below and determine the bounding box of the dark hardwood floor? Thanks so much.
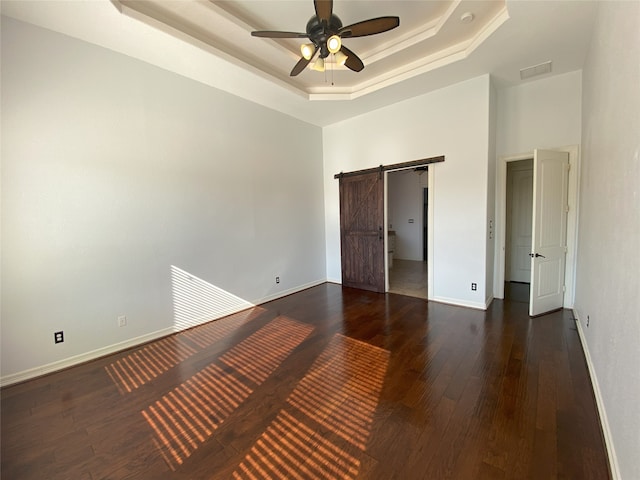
[504,281,531,304]
[1,284,610,479]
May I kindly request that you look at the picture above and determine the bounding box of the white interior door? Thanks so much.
[509,164,534,282]
[529,149,570,316]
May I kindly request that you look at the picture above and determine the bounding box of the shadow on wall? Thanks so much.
[170,265,254,332]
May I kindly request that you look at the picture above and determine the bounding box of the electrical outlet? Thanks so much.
[54,331,64,344]
[587,315,590,327]
[275,276,280,284]
[118,315,127,327]
[471,283,477,291]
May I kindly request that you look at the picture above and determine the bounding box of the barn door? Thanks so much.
[339,171,385,292]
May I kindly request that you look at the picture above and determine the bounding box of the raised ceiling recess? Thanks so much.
[112,0,508,101]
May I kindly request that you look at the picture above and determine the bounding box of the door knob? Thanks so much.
[529,253,545,258]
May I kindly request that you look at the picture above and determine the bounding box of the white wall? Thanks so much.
[574,2,640,478]
[496,70,582,157]
[1,18,326,383]
[387,170,426,261]
[324,76,491,308]
[494,70,583,303]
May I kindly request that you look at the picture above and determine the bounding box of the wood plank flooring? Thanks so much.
[1,284,610,479]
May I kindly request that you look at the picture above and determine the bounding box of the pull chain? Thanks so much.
[331,54,335,86]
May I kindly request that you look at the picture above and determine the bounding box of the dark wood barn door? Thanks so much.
[339,171,385,292]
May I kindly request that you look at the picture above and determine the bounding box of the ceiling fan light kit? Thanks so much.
[327,34,341,54]
[301,43,315,60]
[251,0,399,77]
[311,57,325,72]
[334,51,348,66]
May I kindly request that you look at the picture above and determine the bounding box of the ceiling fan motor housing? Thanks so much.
[250,1,399,77]
[306,14,343,58]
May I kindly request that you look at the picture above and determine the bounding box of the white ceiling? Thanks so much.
[2,0,598,126]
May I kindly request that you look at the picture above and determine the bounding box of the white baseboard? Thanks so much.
[0,327,174,387]
[573,310,621,480]
[484,295,494,309]
[251,279,326,305]
[1,278,328,388]
[430,295,489,310]
[330,280,490,310]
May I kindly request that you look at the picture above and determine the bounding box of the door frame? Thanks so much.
[384,167,435,299]
[494,145,580,307]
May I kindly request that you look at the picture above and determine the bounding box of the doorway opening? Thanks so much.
[495,148,577,316]
[386,167,428,299]
[505,159,533,304]
[335,155,442,297]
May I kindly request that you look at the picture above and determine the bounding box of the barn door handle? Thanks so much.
[529,253,545,258]
[379,227,383,240]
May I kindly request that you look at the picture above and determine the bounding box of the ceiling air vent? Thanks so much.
[520,61,552,80]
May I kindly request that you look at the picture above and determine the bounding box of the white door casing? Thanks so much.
[529,149,570,316]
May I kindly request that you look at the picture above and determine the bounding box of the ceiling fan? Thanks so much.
[251,0,399,76]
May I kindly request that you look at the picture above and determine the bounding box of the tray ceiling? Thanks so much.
[1,0,598,126]
[113,0,508,100]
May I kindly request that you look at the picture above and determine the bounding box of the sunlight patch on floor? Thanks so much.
[232,334,390,479]
[142,316,314,470]
[104,307,266,394]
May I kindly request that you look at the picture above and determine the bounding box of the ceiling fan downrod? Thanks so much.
[305,14,343,58]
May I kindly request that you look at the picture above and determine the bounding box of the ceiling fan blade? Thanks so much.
[251,31,308,38]
[339,16,400,38]
[340,45,364,72]
[290,46,318,76]
[290,57,312,76]
[314,0,333,24]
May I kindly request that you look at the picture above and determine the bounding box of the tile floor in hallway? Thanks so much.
[388,259,427,299]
